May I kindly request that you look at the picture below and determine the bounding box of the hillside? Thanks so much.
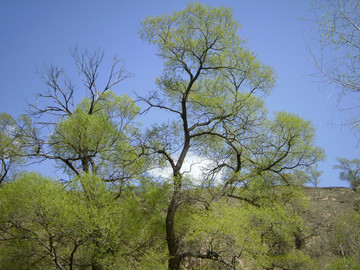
[302,187,360,269]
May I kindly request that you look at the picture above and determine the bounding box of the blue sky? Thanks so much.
[1,0,358,187]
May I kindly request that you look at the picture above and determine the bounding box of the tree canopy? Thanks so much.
[334,157,360,190]
[0,3,329,270]
[139,3,324,269]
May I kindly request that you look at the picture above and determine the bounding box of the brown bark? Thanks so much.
[166,192,181,269]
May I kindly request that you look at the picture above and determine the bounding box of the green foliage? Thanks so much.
[0,113,26,182]
[0,172,77,269]
[140,2,275,122]
[308,167,322,187]
[139,3,325,269]
[49,91,149,184]
[288,169,312,186]
[140,0,325,188]
[283,168,322,187]
[0,3,332,269]
[140,3,241,68]
[330,209,360,264]
[334,157,360,190]
[0,172,168,269]
[252,112,325,180]
[328,255,360,270]
[183,186,311,269]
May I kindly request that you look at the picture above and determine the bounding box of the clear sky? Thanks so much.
[1,0,358,187]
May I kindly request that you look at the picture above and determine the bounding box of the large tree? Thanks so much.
[140,3,324,269]
[0,3,327,269]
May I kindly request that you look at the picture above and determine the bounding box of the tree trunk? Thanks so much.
[166,191,181,270]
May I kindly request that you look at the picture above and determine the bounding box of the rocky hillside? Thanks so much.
[302,187,360,269]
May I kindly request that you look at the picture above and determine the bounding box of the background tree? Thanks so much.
[287,168,323,187]
[311,0,360,132]
[308,167,323,187]
[287,169,311,186]
[333,157,360,190]
[0,113,27,183]
[140,3,325,269]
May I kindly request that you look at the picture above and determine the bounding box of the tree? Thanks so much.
[140,3,325,269]
[0,172,167,270]
[0,4,327,268]
[0,113,26,183]
[288,168,323,187]
[4,48,162,269]
[287,169,311,186]
[21,48,152,192]
[311,0,360,131]
[329,199,360,269]
[308,167,322,187]
[334,157,360,190]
